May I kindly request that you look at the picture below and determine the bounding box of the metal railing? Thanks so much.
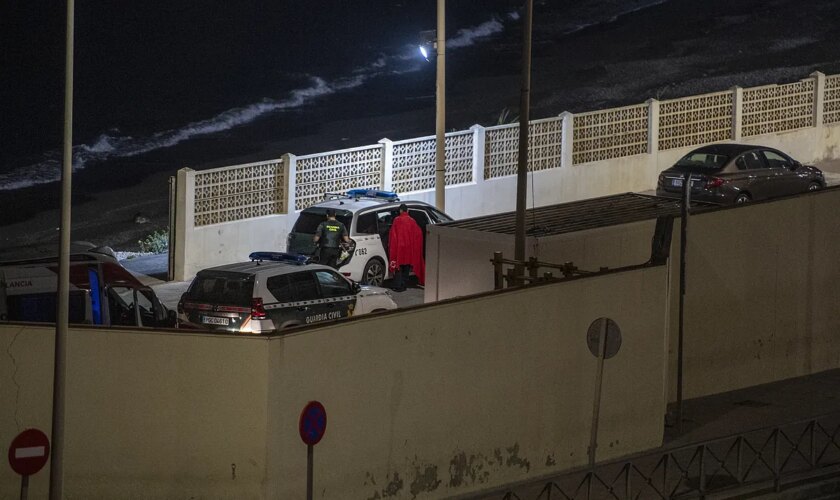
[491,251,602,289]
[493,412,840,500]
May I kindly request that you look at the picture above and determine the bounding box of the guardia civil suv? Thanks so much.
[177,252,397,334]
[286,189,453,286]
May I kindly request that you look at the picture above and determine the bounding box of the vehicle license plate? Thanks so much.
[202,316,229,326]
[672,178,683,187]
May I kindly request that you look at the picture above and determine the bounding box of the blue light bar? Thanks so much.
[346,189,399,201]
[249,252,309,264]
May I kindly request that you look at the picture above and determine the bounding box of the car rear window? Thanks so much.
[186,273,254,306]
[292,209,353,234]
[675,152,729,169]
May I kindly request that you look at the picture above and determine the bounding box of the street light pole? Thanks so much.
[514,0,534,272]
[50,0,74,497]
[435,0,446,211]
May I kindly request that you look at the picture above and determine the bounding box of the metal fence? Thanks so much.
[494,412,840,500]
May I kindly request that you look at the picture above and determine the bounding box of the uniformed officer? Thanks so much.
[313,208,350,269]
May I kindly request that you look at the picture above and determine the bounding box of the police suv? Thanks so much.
[286,189,452,285]
[176,252,397,334]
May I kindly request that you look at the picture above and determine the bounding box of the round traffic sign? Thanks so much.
[8,428,50,476]
[586,317,622,359]
[299,401,327,446]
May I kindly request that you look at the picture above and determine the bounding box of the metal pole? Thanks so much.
[50,1,73,498]
[20,475,29,500]
[306,444,313,500]
[434,0,446,211]
[588,319,608,468]
[514,0,533,273]
[167,176,176,282]
[676,173,690,434]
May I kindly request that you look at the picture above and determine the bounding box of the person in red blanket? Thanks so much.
[388,204,425,292]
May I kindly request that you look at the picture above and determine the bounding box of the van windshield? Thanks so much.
[186,273,254,306]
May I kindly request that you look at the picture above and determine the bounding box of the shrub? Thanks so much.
[138,229,169,254]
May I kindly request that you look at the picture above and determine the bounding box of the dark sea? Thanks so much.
[0,0,675,193]
[2,0,840,240]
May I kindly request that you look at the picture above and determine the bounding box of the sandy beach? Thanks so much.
[3,0,840,262]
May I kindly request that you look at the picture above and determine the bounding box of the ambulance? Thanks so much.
[0,246,176,328]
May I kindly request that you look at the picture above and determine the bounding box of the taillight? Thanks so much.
[706,177,724,188]
[251,298,267,320]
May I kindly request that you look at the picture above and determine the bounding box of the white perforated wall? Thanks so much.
[742,79,815,137]
[391,131,474,194]
[659,92,733,151]
[294,145,383,211]
[824,75,840,125]
[193,159,286,227]
[484,118,562,179]
[573,105,649,165]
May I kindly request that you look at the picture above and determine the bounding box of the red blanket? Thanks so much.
[388,213,425,285]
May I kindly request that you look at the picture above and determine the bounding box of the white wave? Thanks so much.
[561,0,673,35]
[0,78,339,191]
[448,18,505,48]
[0,13,514,192]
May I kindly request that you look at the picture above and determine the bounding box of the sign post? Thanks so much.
[585,318,622,468]
[299,401,327,500]
[8,428,51,500]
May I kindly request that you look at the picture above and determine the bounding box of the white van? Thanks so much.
[286,190,452,286]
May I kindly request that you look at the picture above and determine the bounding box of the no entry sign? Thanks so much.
[8,429,50,476]
[299,401,327,446]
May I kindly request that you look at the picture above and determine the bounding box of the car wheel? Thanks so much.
[362,258,386,286]
[734,193,751,205]
[808,182,821,192]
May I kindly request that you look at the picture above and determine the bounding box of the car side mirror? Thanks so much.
[791,161,802,170]
[167,309,177,327]
[352,282,362,294]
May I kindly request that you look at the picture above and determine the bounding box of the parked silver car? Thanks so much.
[656,144,825,205]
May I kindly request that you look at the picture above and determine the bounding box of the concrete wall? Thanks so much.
[426,219,656,301]
[0,327,269,499]
[423,182,840,405]
[0,265,668,499]
[677,187,840,399]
